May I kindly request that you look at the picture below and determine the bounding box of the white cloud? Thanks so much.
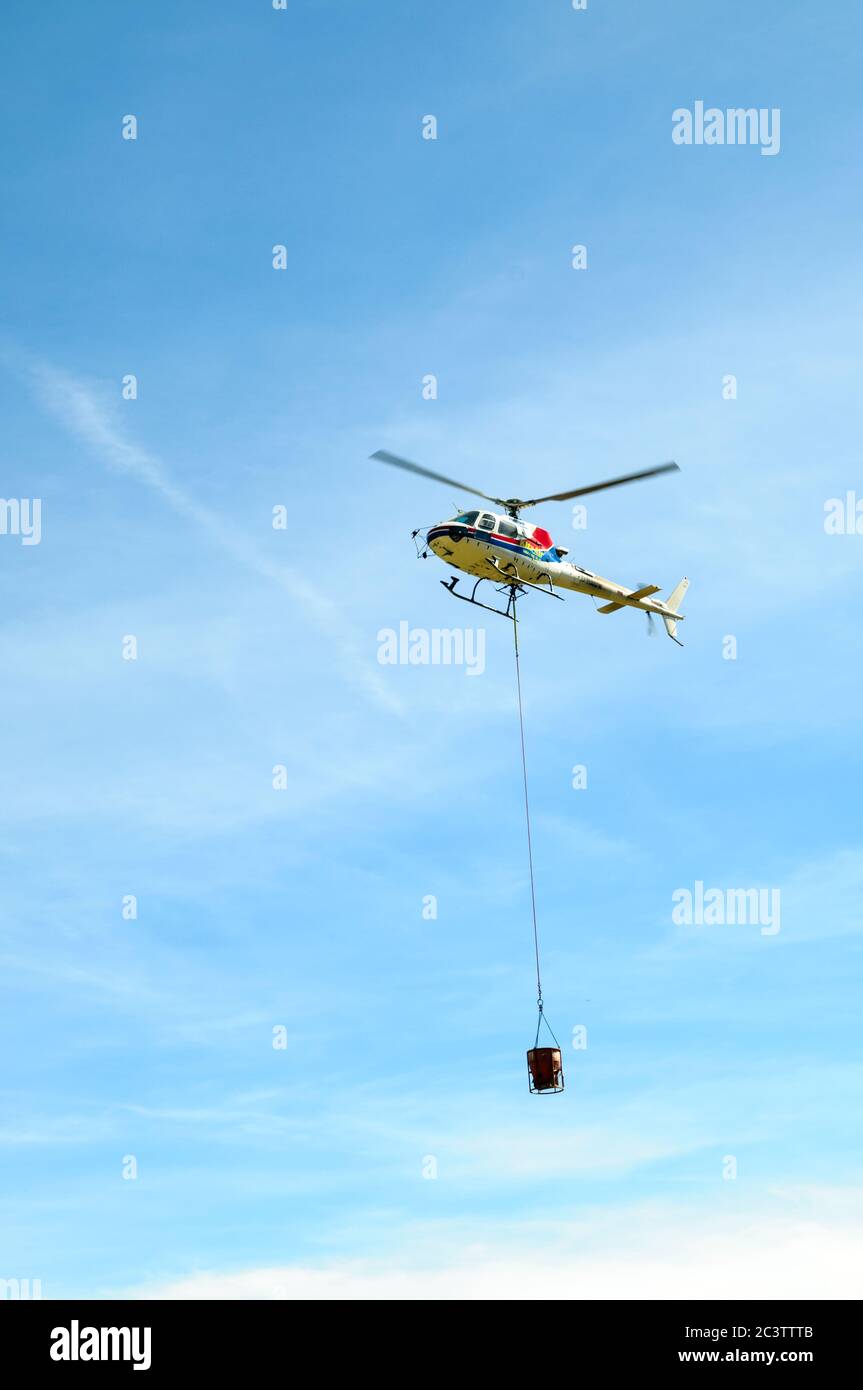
[126,1194,863,1300]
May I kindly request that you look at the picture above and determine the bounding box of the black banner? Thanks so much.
[3,1299,858,1374]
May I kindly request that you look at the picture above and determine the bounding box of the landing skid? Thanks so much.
[440,569,564,620]
[440,575,519,620]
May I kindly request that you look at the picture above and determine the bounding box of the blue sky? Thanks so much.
[1,0,862,1298]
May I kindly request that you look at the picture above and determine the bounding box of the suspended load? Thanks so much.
[527,1046,564,1095]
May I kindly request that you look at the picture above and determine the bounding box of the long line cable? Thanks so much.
[511,592,547,1026]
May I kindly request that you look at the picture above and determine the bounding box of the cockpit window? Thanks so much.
[454,511,479,525]
[477,513,495,530]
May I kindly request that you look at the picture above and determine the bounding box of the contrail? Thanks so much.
[18,355,404,714]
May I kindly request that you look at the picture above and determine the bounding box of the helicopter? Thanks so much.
[371,449,690,643]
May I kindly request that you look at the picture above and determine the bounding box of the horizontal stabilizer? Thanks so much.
[598,583,660,614]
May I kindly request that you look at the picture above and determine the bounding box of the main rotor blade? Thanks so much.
[370,450,498,505]
[523,462,680,507]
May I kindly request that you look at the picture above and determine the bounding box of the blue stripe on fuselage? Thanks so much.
[427,525,558,563]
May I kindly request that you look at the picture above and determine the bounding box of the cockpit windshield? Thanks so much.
[454,511,480,525]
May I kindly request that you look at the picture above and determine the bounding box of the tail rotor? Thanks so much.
[637,583,657,637]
